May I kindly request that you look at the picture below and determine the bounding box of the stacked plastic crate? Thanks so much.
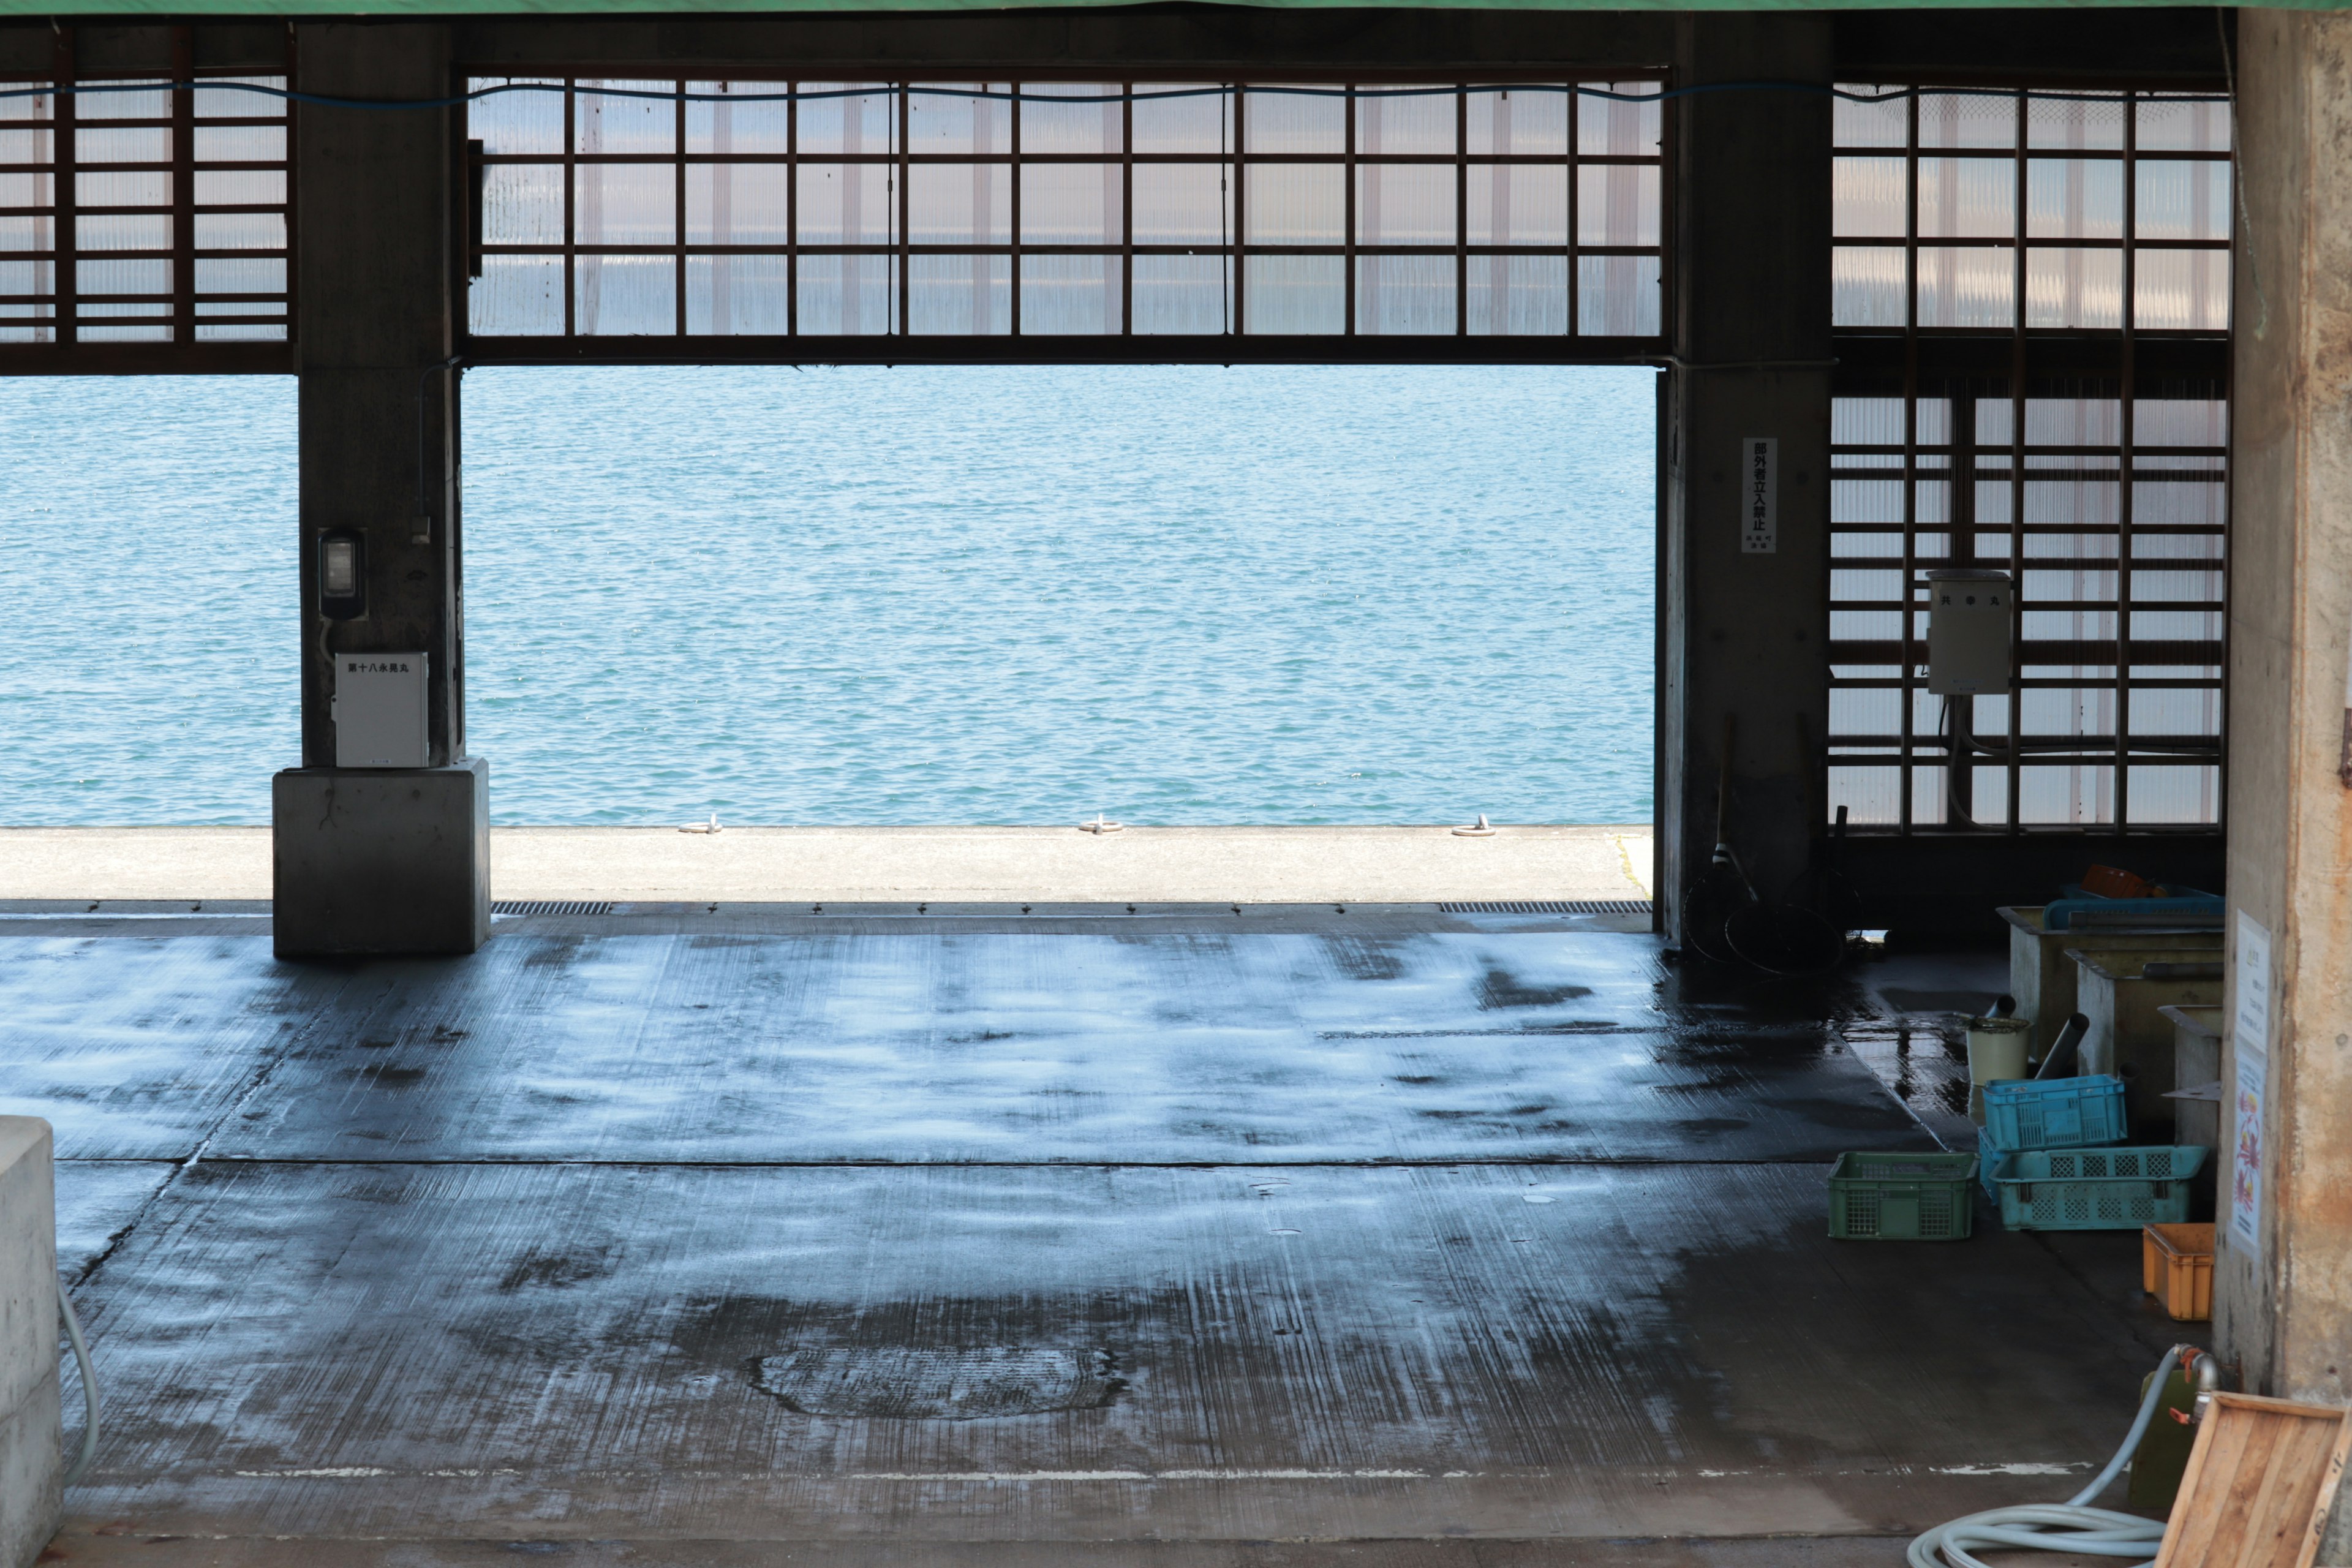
[1980,1076,2207,1230]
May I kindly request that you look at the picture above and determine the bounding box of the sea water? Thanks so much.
[0,364,1655,826]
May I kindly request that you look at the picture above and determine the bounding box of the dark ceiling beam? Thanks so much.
[1833,6,2232,88]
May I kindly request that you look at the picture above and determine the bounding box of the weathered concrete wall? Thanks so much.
[1659,15,1834,938]
[0,1119,58,1568]
[2218,10,2352,1553]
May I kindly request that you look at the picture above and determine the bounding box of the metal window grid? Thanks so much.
[0,57,294,348]
[1826,85,2231,835]
[463,76,1668,353]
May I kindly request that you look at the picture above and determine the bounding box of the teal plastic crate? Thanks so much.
[1976,1127,2013,1200]
[1983,1074,2128,1151]
[1993,1145,2207,1231]
[1829,1151,1978,1241]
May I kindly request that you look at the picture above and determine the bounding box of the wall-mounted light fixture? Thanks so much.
[320,530,367,620]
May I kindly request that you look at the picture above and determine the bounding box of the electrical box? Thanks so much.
[333,652,429,769]
[1925,569,2013,696]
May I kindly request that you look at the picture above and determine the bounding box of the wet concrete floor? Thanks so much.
[0,906,2187,1566]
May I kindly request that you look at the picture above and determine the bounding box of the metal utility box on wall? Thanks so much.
[333,653,429,769]
[1925,569,2013,696]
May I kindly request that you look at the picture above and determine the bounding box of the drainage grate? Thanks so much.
[492,900,618,916]
[1437,899,1653,916]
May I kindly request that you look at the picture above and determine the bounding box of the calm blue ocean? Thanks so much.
[1,365,1656,826]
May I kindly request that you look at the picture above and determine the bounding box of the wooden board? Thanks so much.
[2155,1392,2352,1568]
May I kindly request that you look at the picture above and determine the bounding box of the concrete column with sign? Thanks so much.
[271,23,488,958]
[1657,14,1835,937]
[2217,17,2352,1552]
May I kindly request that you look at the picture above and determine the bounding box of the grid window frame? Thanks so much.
[464,76,1669,346]
[1828,84,2231,837]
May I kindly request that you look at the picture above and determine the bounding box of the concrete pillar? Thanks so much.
[1658,16,1835,938]
[2217,15,2352,1539]
[273,23,488,957]
[0,1119,59,1568]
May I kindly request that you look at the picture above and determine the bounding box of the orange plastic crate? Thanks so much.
[2144,1223,2215,1321]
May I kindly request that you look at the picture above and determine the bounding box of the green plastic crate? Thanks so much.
[1828,1151,1979,1241]
[1992,1145,2207,1231]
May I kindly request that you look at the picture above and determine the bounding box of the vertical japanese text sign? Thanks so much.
[2230,911,2272,1257]
[1741,437,1777,554]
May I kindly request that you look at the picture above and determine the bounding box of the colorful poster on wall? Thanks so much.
[2230,911,2272,1257]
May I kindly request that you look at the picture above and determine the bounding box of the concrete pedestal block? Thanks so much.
[2069,949,2225,1139]
[0,1118,59,1568]
[2000,905,2220,1059]
[273,759,491,957]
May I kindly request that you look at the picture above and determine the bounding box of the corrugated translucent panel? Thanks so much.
[685,254,790,334]
[78,322,172,341]
[483,164,565,246]
[2130,565,2223,603]
[78,127,169,164]
[1832,478,1904,525]
[2135,160,2229,241]
[76,256,168,296]
[2024,565,2118,602]
[1357,164,1454,245]
[2022,689,2111,741]
[0,129,54,164]
[1020,162,1121,245]
[1909,767,1950,827]
[1831,533,1902,560]
[75,81,172,121]
[1831,609,1904,641]
[193,213,284,251]
[575,162,675,245]
[2135,249,2230,330]
[193,126,285,165]
[1917,156,2013,238]
[2027,94,2125,151]
[2126,765,2217,825]
[1916,246,2013,328]
[189,76,279,118]
[1131,254,1229,334]
[2019,764,2115,826]
[902,83,1007,154]
[2025,247,2122,329]
[1832,568,1905,604]
[796,164,893,244]
[0,259,55,296]
[471,253,565,334]
[575,254,674,334]
[2135,399,2226,447]
[194,321,286,342]
[1131,87,1228,155]
[1833,246,1906,327]
[2137,97,2231,153]
[1576,164,1657,246]
[1834,156,1906,238]
[685,87,791,156]
[1464,254,1566,335]
[1830,688,1902,736]
[1356,91,1452,156]
[0,86,52,124]
[1132,163,1227,244]
[1021,254,1122,334]
[2134,481,2226,527]
[2131,530,2224,563]
[688,164,790,244]
[192,168,287,206]
[576,81,675,155]
[1023,84,1123,155]
[1243,254,1343,333]
[1466,165,1564,247]
[1917,91,2015,149]
[1466,89,1567,157]
[1356,254,1453,334]
[797,85,896,156]
[1833,397,1905,447]
[470,81,565,156]
[0,173,53,210]
[1575,253,1657,336]
[908,163,1009,244]
[2128,688,2220,737]
[1828,766,1902,826]
[1834,85,1907,149]
[0,216,54,253]
[193,255,282,293]
[1244,163,1343,244]
[78,172,169,208]
[2026,158,2122,239]
[77,214,171,251]
[1577,83,1660,156]
[1245,88,1344,155]
[2026,398,2121,447]
[796,254,894,334]
[908,254,1009,333]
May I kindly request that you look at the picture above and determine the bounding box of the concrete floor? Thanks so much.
[0,826,1654,905]
[0,907,2186,1566]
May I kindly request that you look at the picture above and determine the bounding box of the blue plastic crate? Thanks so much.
[1983,1074,2129,1151]
[1993,1145,2207,1231]
[1976,1126,2014,1200]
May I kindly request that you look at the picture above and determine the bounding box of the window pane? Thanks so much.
[797,164,893,246]
[1357,164,1454,246]
[1356,254,1453,334]
[1576,254,1658,336]
[1835,156,1907,238]
[1133,163,1227,245]
[796,254,894,334]
[575,254,674,334]
[1465,254,1566,336]
[2135,249,2230,331]
[1245,164,1344,245]
[1245,87,1344,154]
[1577,164,1659,247]
[1467,165,1565,247]
[2026,158,2123,239]
[688,164,791,246]
[1022,83,1122,155]
[908,164,1009,246]
[908,254,1009,333]
[1465,89,1567,157]
[1020,162,1121,246]
[685,254,791,334]
[1132,254,1229,333]
[1356,91,1453,156]
[1916,246,2013,328]
[1243,254,1343,333]
[1834,246,1906,327]
[2024,247,2122,329]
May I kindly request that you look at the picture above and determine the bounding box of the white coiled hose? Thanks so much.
[1908,1345,2193,1568]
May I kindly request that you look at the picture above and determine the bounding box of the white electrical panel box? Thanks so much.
[334,652,429,769]
[1925,570,2013,696]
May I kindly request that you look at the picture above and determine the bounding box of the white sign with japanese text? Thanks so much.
[1741,437,1777,554]
[2230,911,2272,1256]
